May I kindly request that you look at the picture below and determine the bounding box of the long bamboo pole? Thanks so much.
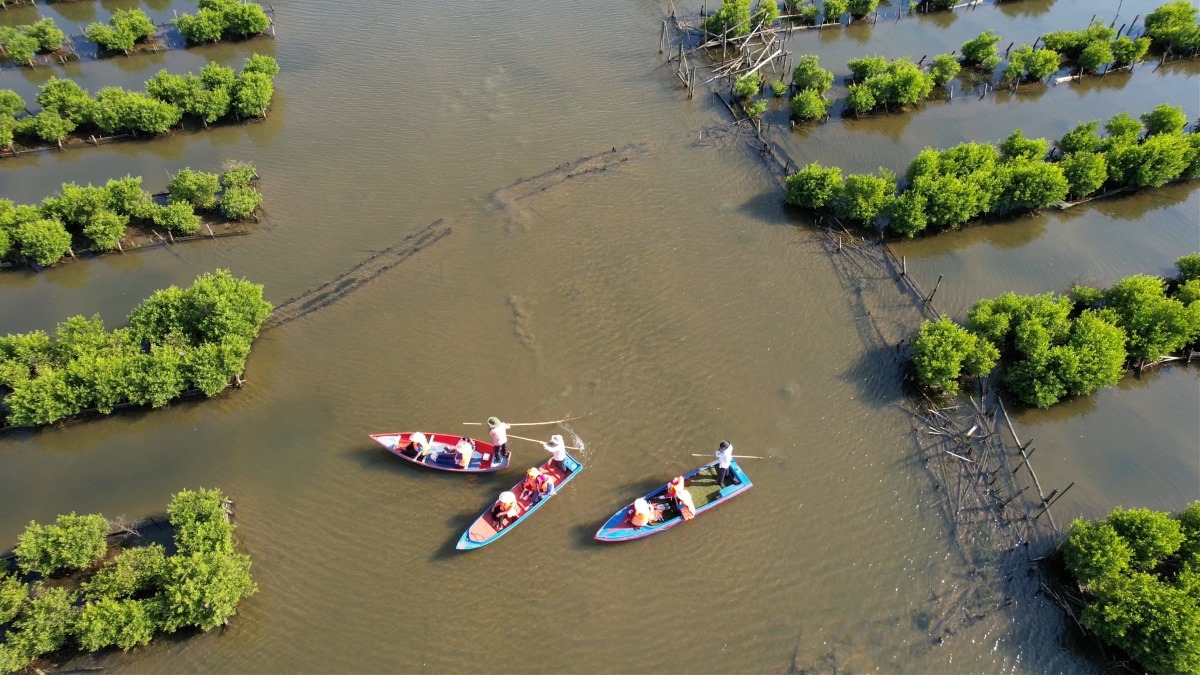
[462,415,584,427]
[690,453,764,459]
[508,433,585,451]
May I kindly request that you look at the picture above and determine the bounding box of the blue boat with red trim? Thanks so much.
[593,460,752,542]
[456,453,583,550]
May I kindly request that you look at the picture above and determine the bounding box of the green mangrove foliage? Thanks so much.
[0,18,65,65]
[1060,502,1200,675]
[0,489,257,672]
[84,9,157,53]
[844,55,933,113]
[0,54,278,149]
[0,164,260,266]
[1144,0,1200,52]
[789,55,833,123]
[908,257,1200,407]
[961,30,1002,70]
[1042,19,1152,73]
[784,162,896,225]
[783,104,1199,236]
[784,0,820,25]
[703,0,752,36]
[0,270,272,428]
[176,0,271,44]
[928,54,961,86]
[1001,44,1061,83]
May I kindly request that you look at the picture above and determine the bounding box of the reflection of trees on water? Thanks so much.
[997,0,1057,19]
[1086,180,1200,221]
[1062,70,1135,97]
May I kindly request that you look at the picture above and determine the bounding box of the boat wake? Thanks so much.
[263,218,452,330]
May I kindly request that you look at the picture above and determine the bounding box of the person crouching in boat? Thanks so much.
[532,471,556,504]
[487,417,511,463]
[667,476,696,520]
[521,467,542,498]
[491,491,520,529]
[543,434,567,471]
[630,497,662,527]
[404,432,431,460]
[455,436,476,468]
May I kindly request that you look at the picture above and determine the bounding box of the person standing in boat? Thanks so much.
[715,440,735,486]
[487,417,511,463]
[542,434,567,471]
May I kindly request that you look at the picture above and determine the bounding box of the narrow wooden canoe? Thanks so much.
[593,460,752,542]
[368,432,508,473]
[456,453,583,550]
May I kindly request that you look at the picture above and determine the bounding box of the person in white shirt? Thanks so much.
[487,417,511,462]
[543,434,567,471]
[715,440,735,486]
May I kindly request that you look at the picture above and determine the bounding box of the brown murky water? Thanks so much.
[1,0,1195,672]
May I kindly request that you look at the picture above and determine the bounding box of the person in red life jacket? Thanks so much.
[487,417,511,463]
[532,471,556,503]
[521,467,541,498]
[490,491,520,529]
[630,497,662,527]
[666,476,696,520]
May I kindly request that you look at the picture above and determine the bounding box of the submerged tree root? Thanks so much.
[263,218,452,330]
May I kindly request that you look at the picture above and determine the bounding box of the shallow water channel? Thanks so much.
[0,0,1196,672]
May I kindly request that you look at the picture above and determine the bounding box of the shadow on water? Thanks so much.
[430,512,478,561]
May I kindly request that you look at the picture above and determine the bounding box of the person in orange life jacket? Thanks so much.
[490,491,519,529]
[666,476,696,520]
[521,467,542,497]
[487,417,511,462]
[630,497,662,527]
[532,471,556,504]
[715,439,735,486]
[542,434,567,470]
[455,436,476,468]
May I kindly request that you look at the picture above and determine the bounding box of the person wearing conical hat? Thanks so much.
[522,466,542,496]
[630,497,662,527]
[542,434,567,471]
[487,417,511,463]
[490,490,520,529]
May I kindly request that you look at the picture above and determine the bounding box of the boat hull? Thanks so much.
[594,460,752,542]
[369,432,507,473]
[456,453,583,550]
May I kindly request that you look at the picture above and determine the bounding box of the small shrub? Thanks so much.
[929,54,961,86]
[790,89,828,121]
[153,202,202,235]
[790,55,833,93]
[15,512,109,576]
[168,169,221,209]
[961,30,1001,70]
[784,162,842,208]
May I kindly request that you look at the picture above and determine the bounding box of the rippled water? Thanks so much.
[0,0,1195,671]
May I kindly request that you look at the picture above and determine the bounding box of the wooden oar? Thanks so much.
[463,415,585,427]
[508,433,585,451]
[690,453,765,459]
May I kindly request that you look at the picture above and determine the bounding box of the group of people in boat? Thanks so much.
[630,439,736,527]
[484,417,571,531]
[401,432,480,468]
[405,417,738,534]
